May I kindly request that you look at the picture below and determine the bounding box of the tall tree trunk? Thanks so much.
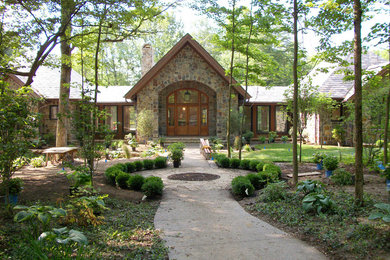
[292,0,299,186]
[384,36,390,165]
[354,0,364,205]
[56,0,74,147]
[227,0,236,158]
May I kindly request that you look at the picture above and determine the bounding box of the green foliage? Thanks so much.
[142,176,163,198]
[167,142,186,152]
[115,163,127,172]
[243,131,254,144]
[249,160,262,171]
[154,156,167,168]
[170,149,183,162]
[369,203,390,223]
[246,173,263,190]
[14,204,67,238]
[281,136,288,142]
[65,195,108,227]
[60,165,91,188]
[312,151,325,163]
[259,136,266,143]
[240,159,251,170]
[134,160,144,171]
[115,172,131,189]
[39,227,88,245]
[332,125,344,144]
[323,155,339,171]
[263,163,281,177]
[243,144,252,152]
[143,159,155,170]
[331,169,353,185]
[213,153,226,164]
[30,156,45,168]
[230,158,241,168]
[104,166,123,185]
[259,182,288,202]
[0,177,24,195]
[375,140,384,148]
[268,131,277,142]
[233,136,242,150]
[296,180,324,195]
[125,133,138,148]
[256,161,265,172]
[137,110,154,141]
[231,176,254,197]
[302,193,336,215]
[258,171,279,187]
[127,174,145,191]
[125,162,136,173]
[122,144,132,159]
[219,157,230,168]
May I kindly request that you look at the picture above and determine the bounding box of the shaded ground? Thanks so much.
[167,172,220,181]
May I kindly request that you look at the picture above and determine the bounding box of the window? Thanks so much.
[123,106,136,132]
[276,106,288,133]
[105,106,118,131]
[50,105,58,120]
[257,106,269,133]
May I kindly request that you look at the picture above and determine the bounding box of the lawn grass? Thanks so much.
[237,143,356,163]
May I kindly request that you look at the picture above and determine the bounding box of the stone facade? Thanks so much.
[136,44,238,138]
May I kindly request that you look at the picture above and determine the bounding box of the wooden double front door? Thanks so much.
[167,89,209,136]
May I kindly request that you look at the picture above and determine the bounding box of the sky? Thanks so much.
[171,0,390,56]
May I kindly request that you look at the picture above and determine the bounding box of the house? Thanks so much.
[7,33,387,145]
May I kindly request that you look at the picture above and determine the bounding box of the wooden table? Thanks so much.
[42,147,78,166]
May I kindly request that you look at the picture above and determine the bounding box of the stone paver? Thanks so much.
[154,145,327,260]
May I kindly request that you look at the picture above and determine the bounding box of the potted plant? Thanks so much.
[268,131,277,143]
[281,136,288,144]
[170,149,183,168]
[1,178,24,204]
[313,151,325,170]
[259,136,266,144]
[125,133,138,151]
[59,166,91,195]
[158,136,166,148]
[243,131,254,145]
[323,155,339,177]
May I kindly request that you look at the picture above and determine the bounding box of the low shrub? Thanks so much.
[230,158,241,168]
[154,156,167,169]
[249,160,261,171]
[231,176,254,196]
[258,171,278,187]
[125,162,136,173]
[296,180,324,195]
[127,174,145,191]
[323,155,339,171]
[104,166,123,185]
[30,156,45,168]
[263,163,281,177]
[134,160,143,171]
[259,182,288,202]
[243,144,252,152]
[256,161,265,172]
[240,159,251,170]
[302,193,336,215]
[115,163,127,172]
[143,159,154,170]
[246,173,263,190]
[376,139,384,148]
[167,142,185,152]
[213,153,226,162]
[331,169,353,185]
[219,157,230,168]
[115,172,131,189]
[142,176,164,197]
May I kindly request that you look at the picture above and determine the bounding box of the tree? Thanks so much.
[292,0,299,186]
[137,110,155,142]
[0,82,39,208]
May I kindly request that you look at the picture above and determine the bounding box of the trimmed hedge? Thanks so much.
[240,159,251,170]
[143,159,155,170]
[105,166,123,185]
[115,163,127,172]
[142,176,164,198]
[125,162,136,173]
[127,174,145,191]
[116,171,131,189]
[219,157,230,168]
[263,163,281,177]
[246,173,263,190]
[134,160,143,171]
[258,171,279,186]
[154,156,167,169]
[230,158,241,169]
[231,176,254,196]
[256,161,265,172]
[249,160,261,171]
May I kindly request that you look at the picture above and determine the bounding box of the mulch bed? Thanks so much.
[168,172,220,181]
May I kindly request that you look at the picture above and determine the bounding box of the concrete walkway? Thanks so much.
[154,146,326,260]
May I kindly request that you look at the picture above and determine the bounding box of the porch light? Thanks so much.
[184,90,191,101]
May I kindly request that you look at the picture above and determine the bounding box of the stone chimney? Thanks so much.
[141,43,154,76]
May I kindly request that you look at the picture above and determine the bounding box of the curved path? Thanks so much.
[153,146,326,260]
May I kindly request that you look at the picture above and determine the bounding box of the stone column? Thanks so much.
[141,44,154,76]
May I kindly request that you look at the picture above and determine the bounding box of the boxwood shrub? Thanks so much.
[143,159,154,170]
[115,163,127,172]
[330,168,353,185]
[256,161,265,172]
[134,160,143,171]
[231,176,254,196]
[230,158,241,169]
[219,157,230,168]
[127,174,145,191]
[246,173,263,190]
[249,160,261,171]
[154,156,167,169]
[125,162,136,173]
[258,171,278,187]
[116,171,131,189]
[240,159,251,170]
[263,163,281,177]
[142,176,164,197]
[105,166,123,185]
[213,153,226,162]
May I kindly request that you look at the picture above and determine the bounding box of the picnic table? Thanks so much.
[42,147,78,166]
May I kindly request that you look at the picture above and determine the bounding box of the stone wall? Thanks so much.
[136,44,238,138]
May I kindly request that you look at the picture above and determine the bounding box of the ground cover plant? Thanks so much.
[244,184,390,259]
[0,198,168,259]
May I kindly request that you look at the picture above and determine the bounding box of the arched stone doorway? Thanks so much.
[159,81,216,136]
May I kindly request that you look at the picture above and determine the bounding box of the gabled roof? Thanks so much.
[97,85,134,103]
[124,33,249,99]
[247,86,288,103]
